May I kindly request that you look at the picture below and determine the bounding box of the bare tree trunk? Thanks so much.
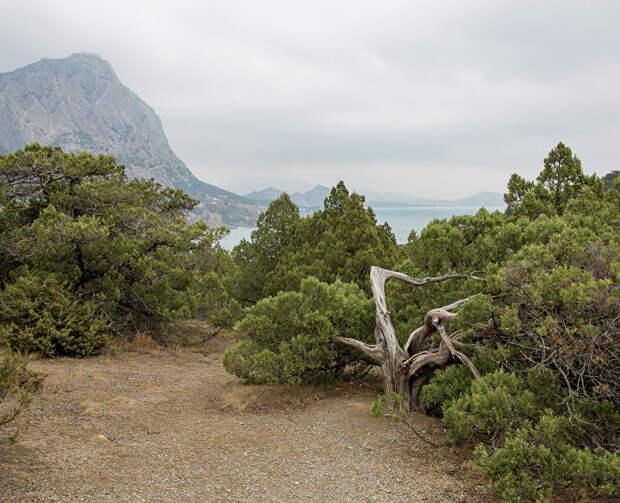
[336,266,485,412]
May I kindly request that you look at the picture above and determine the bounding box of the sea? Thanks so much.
[220,206,505,250]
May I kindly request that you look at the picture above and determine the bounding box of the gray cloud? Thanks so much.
[1,0,618,196]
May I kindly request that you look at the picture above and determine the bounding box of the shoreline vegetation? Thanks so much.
[1,143,619,502]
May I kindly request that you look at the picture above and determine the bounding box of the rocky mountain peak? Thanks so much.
[0,54,263,227]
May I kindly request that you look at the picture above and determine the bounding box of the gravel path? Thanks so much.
[1,349,490,502]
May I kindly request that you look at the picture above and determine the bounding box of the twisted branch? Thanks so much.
[336,266,485,411]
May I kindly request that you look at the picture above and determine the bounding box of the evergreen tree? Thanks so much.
[265,181,400,296]
[504,142,602,218]
[0,144,236,355]
[231,194,300,304]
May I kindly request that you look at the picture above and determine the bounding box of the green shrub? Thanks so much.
[441,370,539,442]
[438,368,619,502]
[1,352,41,428]
[0,144,235,336]
[223,277,375,385]
[0,270,109,357]
[572,398,620,449]
[487,237,620,407]
[199,272,240,329]
[475,411,620,502]
[223,342,283,384]
[422,365,475,413]
[421,353,499,414]
[381,144,619,503]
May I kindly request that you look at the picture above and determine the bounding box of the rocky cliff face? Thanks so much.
[0,53,263,227]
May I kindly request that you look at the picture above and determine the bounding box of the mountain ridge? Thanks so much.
[244,185,331,209]
[244,185,506,209]
[0,53,264,227]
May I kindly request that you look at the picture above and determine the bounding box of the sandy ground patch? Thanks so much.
[1,350,490,502]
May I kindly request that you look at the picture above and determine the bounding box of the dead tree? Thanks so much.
[336,266,486,411]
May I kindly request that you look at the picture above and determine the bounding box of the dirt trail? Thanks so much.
[1,349,489,502]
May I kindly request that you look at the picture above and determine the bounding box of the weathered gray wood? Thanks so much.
[336,266,484,411]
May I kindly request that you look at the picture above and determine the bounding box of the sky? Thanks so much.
[1,1,619,197]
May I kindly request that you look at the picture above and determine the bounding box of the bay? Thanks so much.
[219,206,505,250]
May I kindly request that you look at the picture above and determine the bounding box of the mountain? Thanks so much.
[361,190,434,205]
[243,185,331,208]
[603,170,619,191]
[243,187,284,201]
[290,185,331,207]
[0,53,264,227]
[365,190,506,208]
[245,184,506,210]
[452,191,506,207]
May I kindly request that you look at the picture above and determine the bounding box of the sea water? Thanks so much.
[219,206,505,250]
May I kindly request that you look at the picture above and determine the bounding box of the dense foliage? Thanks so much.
[223,277,375,385]
[265,182,400,296]
[504,141,602,219]
[226,182,399,387]
[230,193,301,304]
[0,352,40,431]
[232,181,400,303]
[402,143,620,501]
[0,271,109,357]
[0,144,237,356]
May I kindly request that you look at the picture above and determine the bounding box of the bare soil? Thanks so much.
[1,345,490,502]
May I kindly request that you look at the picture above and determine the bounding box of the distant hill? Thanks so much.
[246,184,506,210]
[244,187,284,201]
[290,185,331,207]
[0,53,264,227]
[603,170,619,191]
[243,185,331,208]
[452,191,506,208]
[361,190,433,205]
[364,191,505,208]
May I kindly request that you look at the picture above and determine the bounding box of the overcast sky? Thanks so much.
[1,1,619,197]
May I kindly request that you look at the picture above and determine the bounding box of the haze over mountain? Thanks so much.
[245,186,505,209]
[245,185,331,208]
[0,53,264,227]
